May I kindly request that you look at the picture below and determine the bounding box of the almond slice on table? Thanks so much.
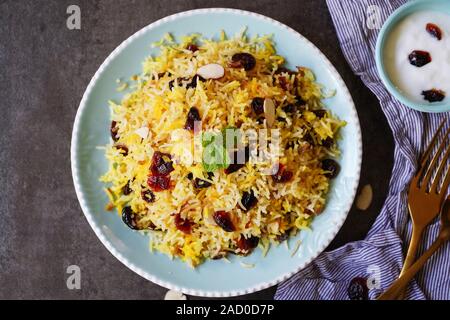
[264,98,276,128]
[164,290,187,300]
[356,184,373,211]
[196,63,225,79]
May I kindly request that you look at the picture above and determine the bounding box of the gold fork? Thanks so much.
[395,119,450,298]
[378,196,450,299]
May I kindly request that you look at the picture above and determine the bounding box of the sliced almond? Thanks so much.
[356,184,373,211]
[264,98,276,128]
[196,63,225,79]
[164,290,187,300]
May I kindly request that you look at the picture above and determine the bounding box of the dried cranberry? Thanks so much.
[312,109,327,118]
[422,89,446,102]
[282,104,296,113]
[251,97,265,115]
[426,23,442,40]
[236,235,259,255]
[141,189,156,203]
[322,159,340,179]
[110,121,119,142]
[174,213,193,234]
[230,53,256,71]
[147,175,171,192]
[193,172,214,189]
[348,277,369,300]
[213,211,235,232]
[408,50,432,67]
[122,207,139,230]
[241,190,257,211]
[122,180,132,195]
[187,44,199,52]
[115,144,129,156]
[184,107,201,131]
[150,151,174,176]
[225,146,250,174]
[272,164,293,183]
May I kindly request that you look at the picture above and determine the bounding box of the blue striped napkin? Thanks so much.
[275,0,450,300]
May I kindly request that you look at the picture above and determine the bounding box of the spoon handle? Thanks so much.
[378,236,445,300]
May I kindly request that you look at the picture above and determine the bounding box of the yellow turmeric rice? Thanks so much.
[100,31,345,267]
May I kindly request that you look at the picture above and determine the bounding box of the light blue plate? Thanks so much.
[71,8,362,297]
[376,0,450,113]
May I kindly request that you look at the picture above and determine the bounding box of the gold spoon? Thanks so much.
[378,196,450,300]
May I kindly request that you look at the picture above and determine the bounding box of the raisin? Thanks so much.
[110,121,119,142]
[122,207,139,230]
[276,231,290,243]
[122,180,132,195]
[277,116,287,123]
[348,277,369,300]
[408,50,432,67]
[322,137,334,148]
[186,75,205,89]
[422,89,446,102]
[426,23,442,40]
[186,172,194,180]
[251,97,265,115]
[141,189,156,203]
[296,96,307,107]
[147,175,171,192]
[272,164,293,183]
[150,151,174,176]
[193,172,214,189]
[168,79,177,90]
[230,53,256,71]
[236,235,259,255]
[184,107,201,131]
[312,109,327,118]
[187,44,199,52]
[322,159,340,179]
[174,213,192,234]
[241,190,257,211]
[115,144,128,156]
[213,211,235,232]
[282,104,296,113]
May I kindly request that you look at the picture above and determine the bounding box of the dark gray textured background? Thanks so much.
[0,0,394,299]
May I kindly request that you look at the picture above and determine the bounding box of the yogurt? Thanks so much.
[384,11,450,103]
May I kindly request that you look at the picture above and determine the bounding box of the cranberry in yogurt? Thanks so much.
[384,11,449,103]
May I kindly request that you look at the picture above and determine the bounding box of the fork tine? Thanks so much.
[416,119,446,184]
[439,164,450,196]
[431,143,450,193]
[421,124,450,189]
